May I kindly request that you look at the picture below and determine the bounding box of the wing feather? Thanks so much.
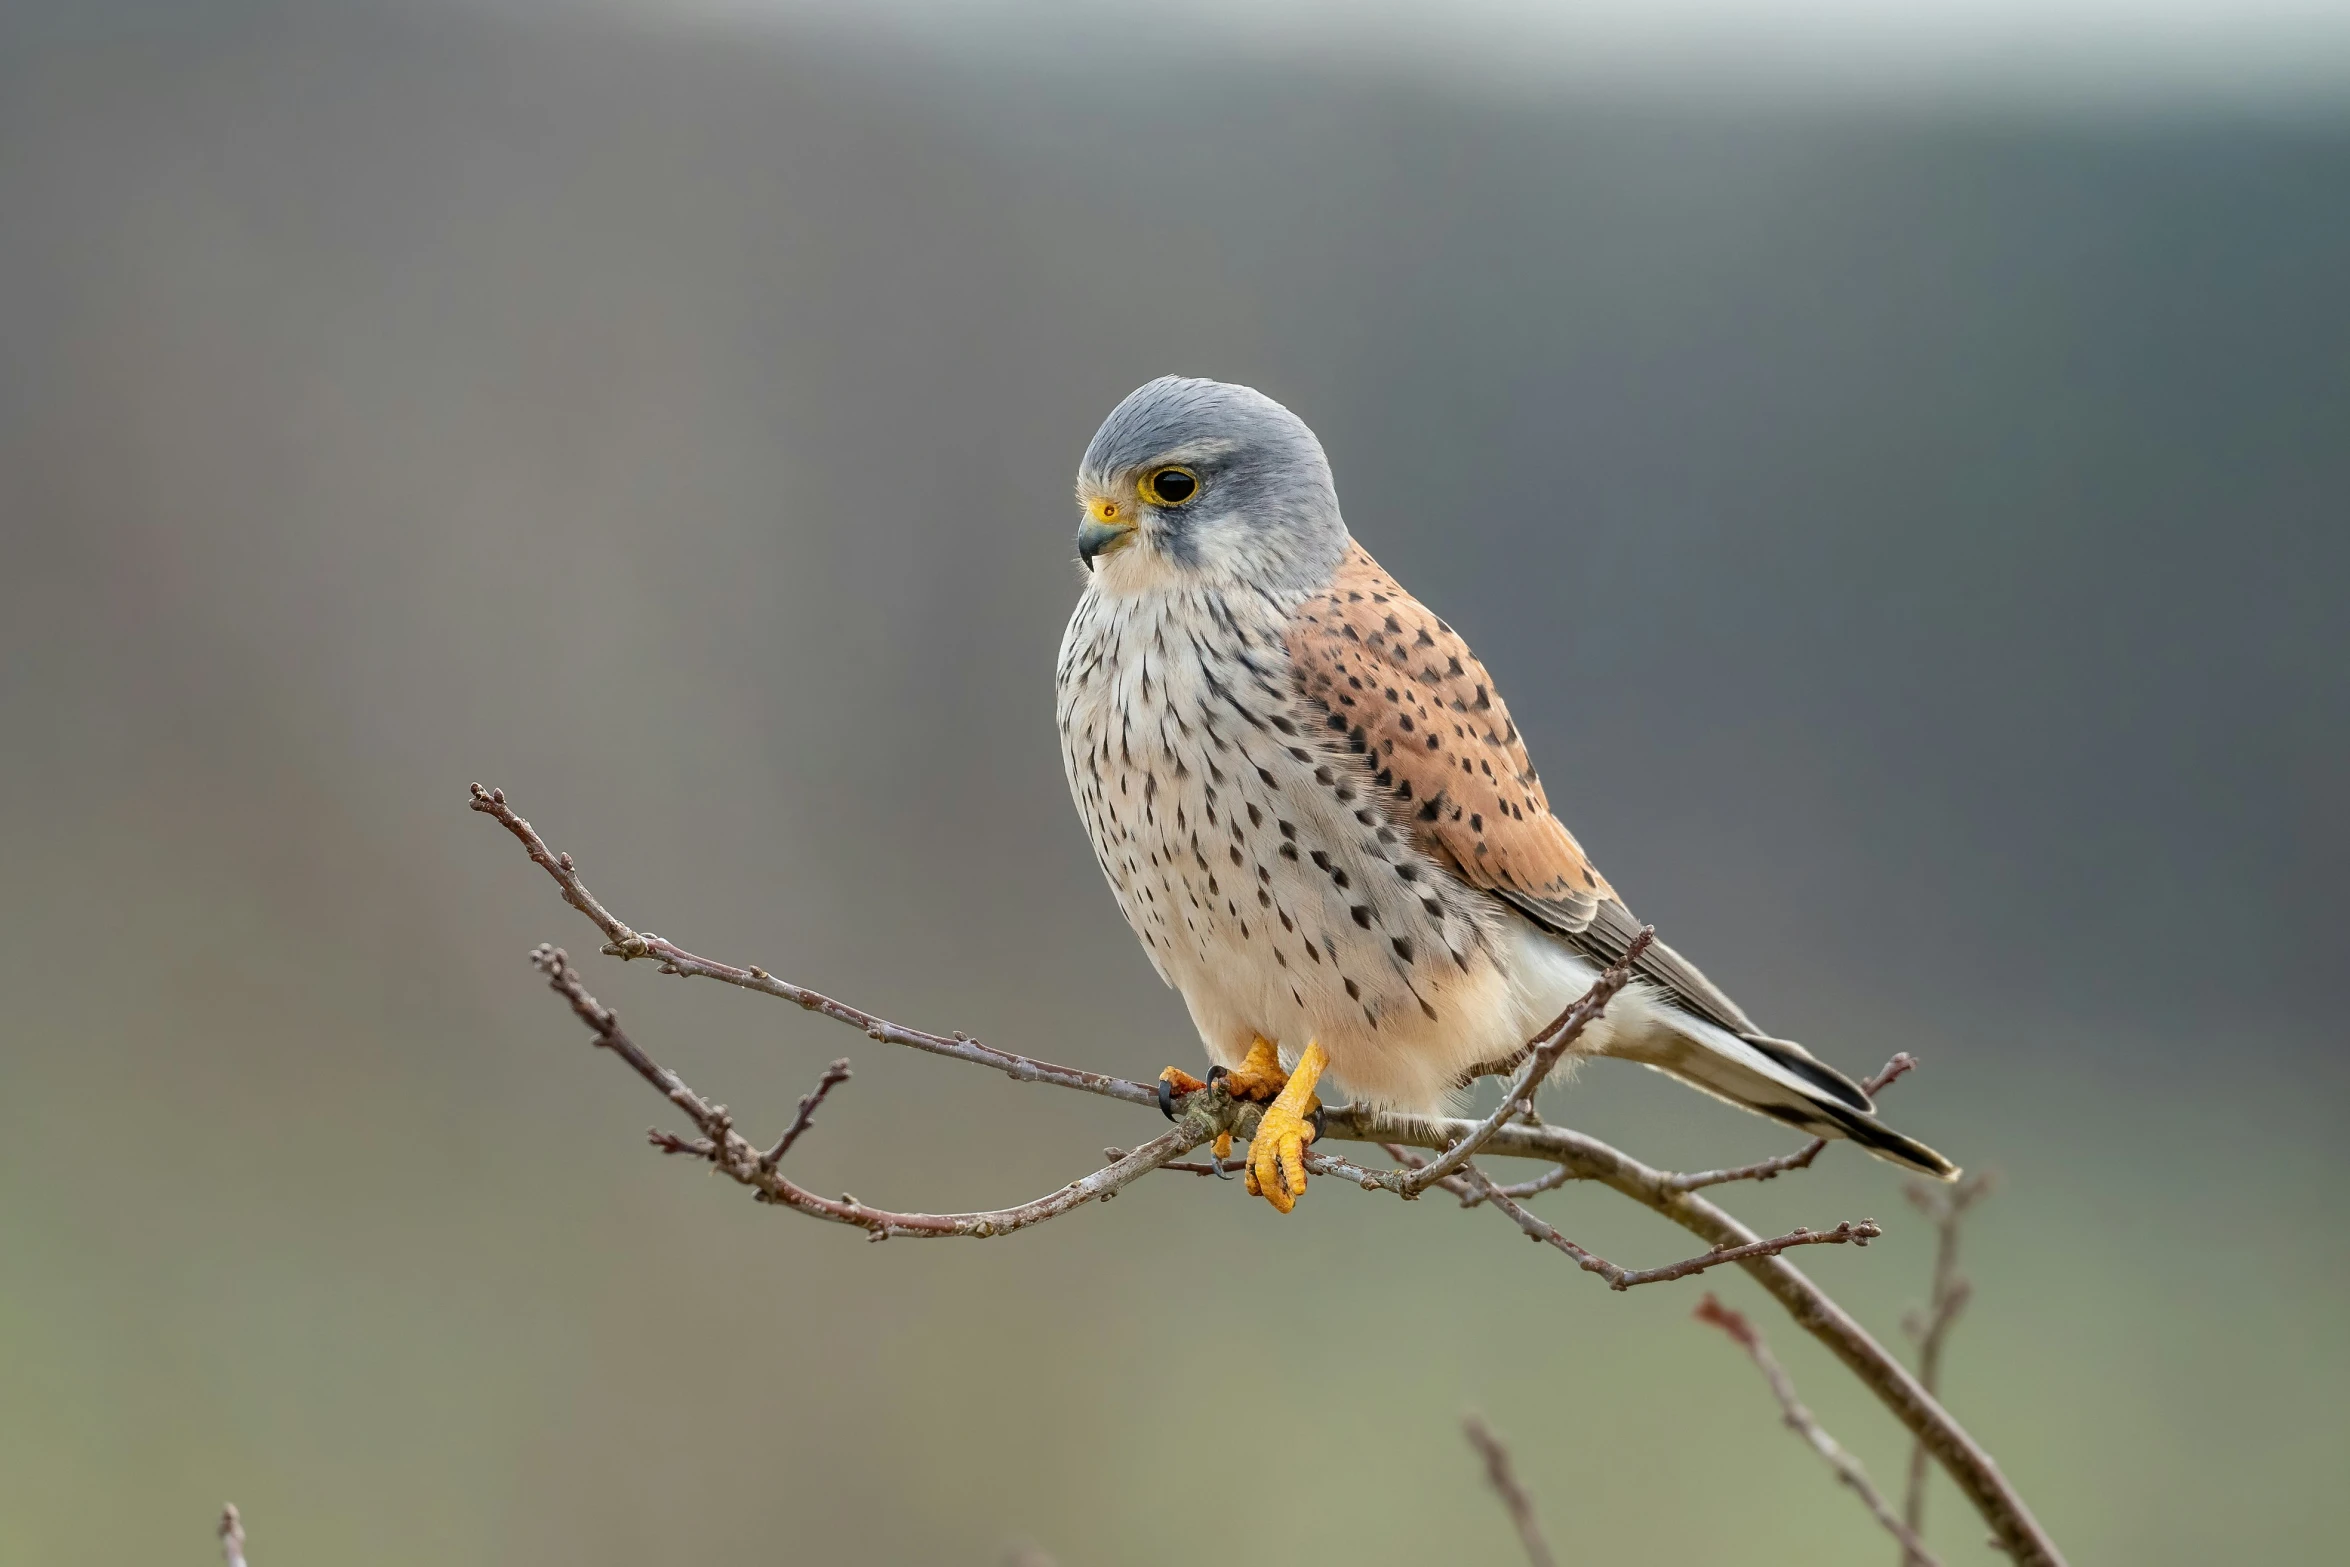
[1286,543,1613,933]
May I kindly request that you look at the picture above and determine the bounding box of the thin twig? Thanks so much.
[472,785,2064,1567]
[1384,928,1654,1198]
[761,1058,854,1172]
[1664,1055,1920,1191]
[532,945,1204,1240]
[1694,1294,1942,1566]
[218,1505,248,1567]
[1463,1415,1558,1567]
[1462,1164,1881,1290]
[1901,1171,1998,1564]
[472,785,1161,1109]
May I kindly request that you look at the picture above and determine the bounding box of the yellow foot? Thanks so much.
[1245,1040,1329,1214]
[1217,1035,1290,1101]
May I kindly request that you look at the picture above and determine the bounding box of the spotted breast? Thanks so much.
[1055,550,1543,1110]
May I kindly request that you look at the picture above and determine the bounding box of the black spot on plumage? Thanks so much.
[1350,904,1373,928]
[1279,843,1298,861]
[1391,936,1414,963]
[1344,977,1360,1000]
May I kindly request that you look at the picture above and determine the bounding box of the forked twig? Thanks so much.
[1464,1164,1881,1289]
[532,944,1205,1239]
[1902,1170,1998,1563]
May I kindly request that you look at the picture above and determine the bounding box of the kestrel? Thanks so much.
[1055,377,1957,1212]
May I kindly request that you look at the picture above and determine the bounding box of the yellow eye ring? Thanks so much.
[1139,466,1200,507]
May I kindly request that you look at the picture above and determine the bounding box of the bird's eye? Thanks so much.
[1141,466,1199,506]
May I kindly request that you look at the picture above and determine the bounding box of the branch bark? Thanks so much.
[471,783,2064,1567]
[533,945,1205,1239]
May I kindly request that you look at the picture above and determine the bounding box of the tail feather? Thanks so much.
[1613,1017,1960,1181]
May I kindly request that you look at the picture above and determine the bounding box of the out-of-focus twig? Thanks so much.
[1694,1294,1941,1566]
[1901,1170,1998,1564]
[218,1504,248,1567]
[1463,1415,1558,1567]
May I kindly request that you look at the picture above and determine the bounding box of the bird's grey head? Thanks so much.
[1073,377,1347,596]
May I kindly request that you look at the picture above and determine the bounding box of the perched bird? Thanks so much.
[1055,376,1957,1211]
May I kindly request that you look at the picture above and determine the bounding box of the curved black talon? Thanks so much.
[1307,1105,1328,1141]
[1158,1075,1177,1120]
[1207,1065,1230,1086]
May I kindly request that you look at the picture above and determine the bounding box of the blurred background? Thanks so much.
[3,1,2346,1561]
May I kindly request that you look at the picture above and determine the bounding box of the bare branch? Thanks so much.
[1694,1294,1941,1566]
[472,785,1160,1110]
[1383,927,1654,1198]
[218,1504,248,1567]
[1902,1170,1998,1563]
[1664,1054,1920,1192]
[761,1058,853,1172]
[1463,1415,1558,1567]
[531,945,1204,1240]
[1463,1164,1882,1290]
[472,785,2064,1567]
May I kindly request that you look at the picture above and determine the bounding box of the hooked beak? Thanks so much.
[1077,498,1136,571]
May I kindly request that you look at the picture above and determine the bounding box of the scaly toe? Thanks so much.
[1216,1035,1291,1102]
[1246,1100,1318,1213]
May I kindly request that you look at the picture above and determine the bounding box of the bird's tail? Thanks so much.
[1615,1018,1959,1180]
